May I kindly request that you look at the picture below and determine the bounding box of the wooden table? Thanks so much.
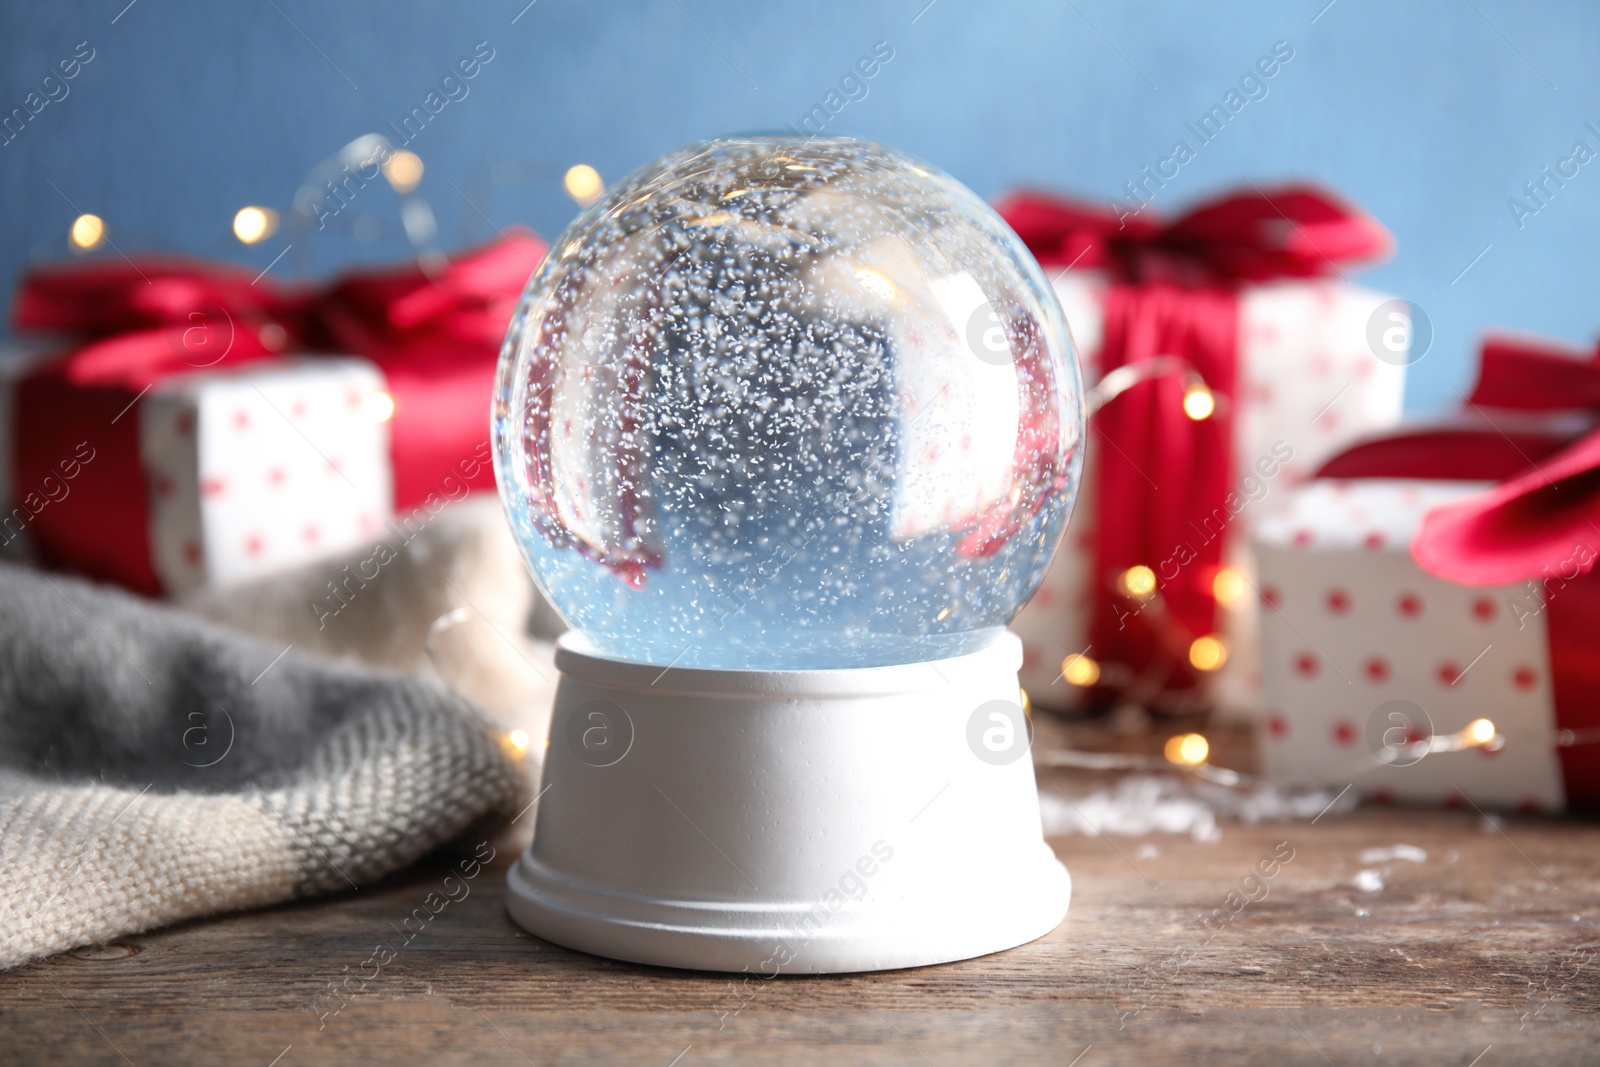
[5,721,1598,1066]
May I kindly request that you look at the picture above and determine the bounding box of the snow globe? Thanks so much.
[494,136,1083,972]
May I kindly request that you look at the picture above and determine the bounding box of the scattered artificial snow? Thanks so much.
[1038,774,1357,842]
[1359,844,1427,864]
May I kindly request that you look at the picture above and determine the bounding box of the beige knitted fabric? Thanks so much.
[0,694,526,969]
[0,565,530,971]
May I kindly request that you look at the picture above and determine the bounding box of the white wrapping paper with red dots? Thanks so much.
[1010,273,1407,709]
[139,358,394,595]
[1252,478,1567,811]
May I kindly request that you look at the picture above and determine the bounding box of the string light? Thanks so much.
[506,729,531,754]
[69,213,105,251]
[1042,734,1242,786]
[383,150,425,194]
[1120,564,1157,599]
[232,206,279,245]
[1373,717,1501,765]
[365,391,396,422]
[564,163,604,206]
[1060,652,1101,686]
[853,266,899,303]
[1164,732,1210,766]
[1188,635,1227,671]
[1182,382,1216,421]
[1212,567,1246,608]
[1042,715,1510,797]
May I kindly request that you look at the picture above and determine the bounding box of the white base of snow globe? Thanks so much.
[505,629,1069,974]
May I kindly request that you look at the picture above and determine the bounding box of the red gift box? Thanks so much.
[1254,334,1600,811]
[996,185,1397,709]
[5,230,546,595]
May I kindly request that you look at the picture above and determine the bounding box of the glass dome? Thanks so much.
[493,136,1083,669]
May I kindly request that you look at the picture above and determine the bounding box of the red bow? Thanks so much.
[10,231,547,593]
[13,229,545,385]
[1311,334,1600,586]
[996,184,1392,285]
[998,185,1390,699]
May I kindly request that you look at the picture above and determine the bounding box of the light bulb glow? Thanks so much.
[1164,732,1210,766]
[1120,565,1157,599]
[1467,718,1496,745]
[1061,652,1100,686]
[853,266,899,302]
[507,728,531,753]
[70,213,105,250]
[383,150,425,194]
[366,391,396,422]
[1188,635,1227,671]
[1183,384,1216,421]
[232,206,279,244]
[1212,567,1246,607]
[564,163,603,206]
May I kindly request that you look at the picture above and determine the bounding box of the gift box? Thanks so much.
[997,187,1407,711]
[1253,335,1600,811]
[4,231,545,596]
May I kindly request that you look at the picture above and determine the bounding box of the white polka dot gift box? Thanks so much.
[3,232,544,596]
[996,188,1406,713]
[136,359,395,595]
[1253,395,1600,813]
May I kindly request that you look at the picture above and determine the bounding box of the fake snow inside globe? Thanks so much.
[493,136,1083,670]
[496,136,1080,975]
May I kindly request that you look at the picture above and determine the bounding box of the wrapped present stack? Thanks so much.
[1,230,546,596]
[1254,335,1600,812]
[996,186,1407,715]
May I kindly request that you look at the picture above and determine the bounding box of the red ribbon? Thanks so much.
[997,186,1391,695]
[1314,333,1600,809]
[10,230,547,594]
[1310,333,1600,585]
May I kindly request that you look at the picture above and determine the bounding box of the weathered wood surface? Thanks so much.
[4,724,1598,1066]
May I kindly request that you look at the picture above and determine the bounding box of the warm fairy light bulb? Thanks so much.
[70,213,105,250]
[232,206,279,244]
[1467,718,1496,745]
[1061,652,1100,686]
[563,163,603,206]
[1188,634,1227,671]
[493,136,1084,669]
[1182,383,1215,421]
[365,391,396,422]
[1120,565,1157,599]
[853,266,899,302]
[1212,567,1246,607]
[1164,732,1210,766]
[383,150,425,194]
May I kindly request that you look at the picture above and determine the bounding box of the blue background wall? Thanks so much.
[2,0,1596,412]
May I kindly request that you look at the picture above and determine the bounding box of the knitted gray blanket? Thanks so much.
[0,563,527,969]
